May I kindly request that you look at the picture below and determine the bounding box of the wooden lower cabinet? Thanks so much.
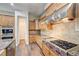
[37,41,42,48]
[6,40,16,56]
[49,49,58,56]
[0,49,6,56]
[29,35,36,44]
[42,43,50,56]
[0,40,16,56]
[42,43,58,56]
[36,35,42,48]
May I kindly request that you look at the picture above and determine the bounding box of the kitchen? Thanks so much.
[0,3,79,56]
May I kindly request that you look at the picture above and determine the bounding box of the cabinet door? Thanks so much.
[67,4,74,20]
[0,49,6,56]
[1,15,14,26]
[45,4,55,16]
[36,36,42,48]
[7,16,15,26]
[29,35,36,44]
[2,15,9,26]
[76,4,79,18]
[42,43,50,56]
[6,40,16,56]
[29,21,36,30]
[49,49,58,56]
[45,3,66,17]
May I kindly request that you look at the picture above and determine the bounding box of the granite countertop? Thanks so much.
[0,39,15,50]
[68,45,79,56]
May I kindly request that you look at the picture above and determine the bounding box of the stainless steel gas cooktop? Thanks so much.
[50,40,77,50]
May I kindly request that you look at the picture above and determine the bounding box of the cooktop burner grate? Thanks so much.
[50,40,77,50]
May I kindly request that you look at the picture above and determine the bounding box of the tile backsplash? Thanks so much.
[41,19,79,44]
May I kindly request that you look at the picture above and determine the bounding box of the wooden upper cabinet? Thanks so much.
[29,21,36,30]
[40,3,67,21]
[44,3,52,10]
[8,16,15,26]
[36,35,42,48]
[46,3,67,16]
[0,15,14,26]
[40,13,46,20]
[45,4,56,17]
[67,4,75,20]
[75,4,79,18]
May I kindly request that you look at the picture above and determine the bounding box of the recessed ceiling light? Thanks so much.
[10,3,14,6]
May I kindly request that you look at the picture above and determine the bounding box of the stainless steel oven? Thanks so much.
[1,27,14,39]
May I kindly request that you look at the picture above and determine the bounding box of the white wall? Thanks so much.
[15,11,29,46]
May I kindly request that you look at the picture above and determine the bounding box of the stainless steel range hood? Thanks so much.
[49,3,76,23]
[51,3,73,22]
[41,3,76,24]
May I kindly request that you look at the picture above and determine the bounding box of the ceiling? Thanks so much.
[0,3,46,16]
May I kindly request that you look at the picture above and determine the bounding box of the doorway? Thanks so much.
[19,17,26,43]
[16,16,30,56]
